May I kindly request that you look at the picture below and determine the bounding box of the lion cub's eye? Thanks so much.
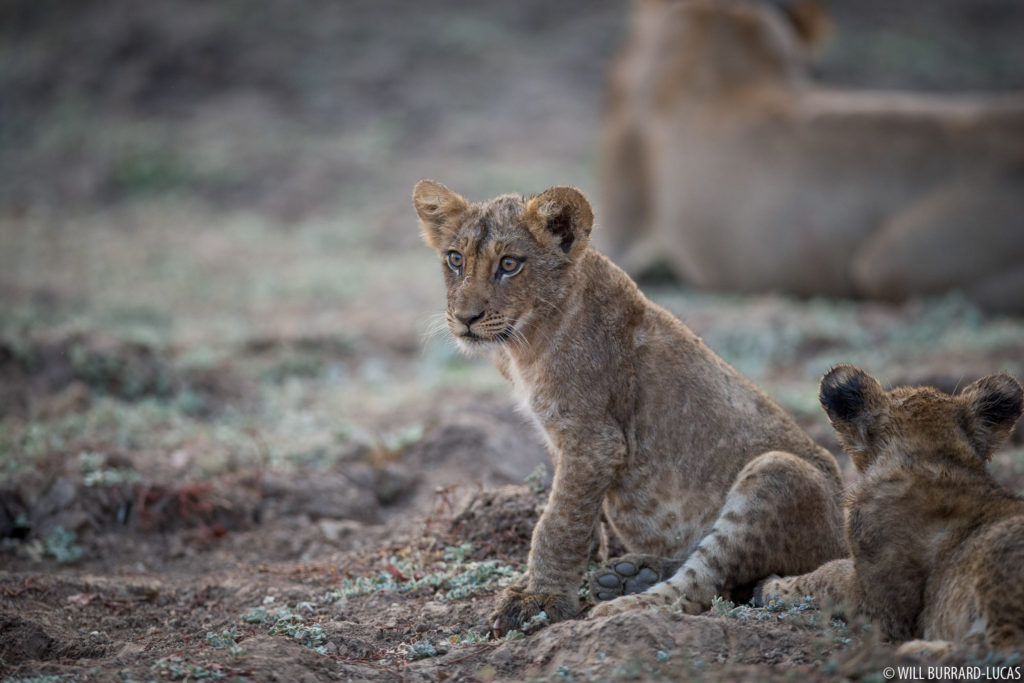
[446,251,464,272]
[498,257,524,278]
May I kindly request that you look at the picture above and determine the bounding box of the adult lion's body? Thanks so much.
[600,0,1024,312]
[413,180,844,632]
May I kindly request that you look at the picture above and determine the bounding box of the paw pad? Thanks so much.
[590,555,682,603]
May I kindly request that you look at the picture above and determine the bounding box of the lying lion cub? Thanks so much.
[413,180,844,634]
[758,365,1024,655]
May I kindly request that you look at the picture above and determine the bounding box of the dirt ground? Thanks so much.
[2,1,1024,681]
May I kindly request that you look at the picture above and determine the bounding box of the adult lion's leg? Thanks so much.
[591,451,844,617]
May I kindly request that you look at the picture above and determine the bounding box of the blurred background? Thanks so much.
[2,0,1024,547]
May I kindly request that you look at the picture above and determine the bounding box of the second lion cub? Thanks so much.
[413,180,844,634]
[759,365,1024,654]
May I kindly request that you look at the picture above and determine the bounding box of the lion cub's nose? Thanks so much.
[454,310,484,326]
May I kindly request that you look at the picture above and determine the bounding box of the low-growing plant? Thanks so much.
[205,626,246,657]
[441,542,475,563]
[524,463,548,494]
[324,545,522,602]
[448,630,490,646]
[79,451,142,487]
[44,525,83,563]
[403,640,441,661]
[151,655,225,680]
[709,594,819,625]
[242,599,327,654]
[830,617,853,647]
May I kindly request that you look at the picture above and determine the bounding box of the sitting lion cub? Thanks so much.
[413,180,844,634]
[758,365,1024,655]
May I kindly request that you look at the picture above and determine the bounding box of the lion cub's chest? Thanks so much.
[502,354,562,457]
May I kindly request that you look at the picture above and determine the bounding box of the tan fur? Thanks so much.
[599,0,1024,312]
[413,180,844,633]
[759,366,1024,653]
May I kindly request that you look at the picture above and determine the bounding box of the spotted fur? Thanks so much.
[758,366,1024,654]
[413,180,844,633]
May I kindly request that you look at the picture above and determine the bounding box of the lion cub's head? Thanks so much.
[818,365,1024,474]
[412,180,594,355]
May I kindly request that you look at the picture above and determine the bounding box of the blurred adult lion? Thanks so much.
[599,0,1024,312]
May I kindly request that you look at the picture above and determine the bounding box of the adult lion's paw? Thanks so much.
[489,585,577,637]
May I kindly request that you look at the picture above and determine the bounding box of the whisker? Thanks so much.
[421,312,452,343]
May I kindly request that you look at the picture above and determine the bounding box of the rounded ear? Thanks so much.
[781,0,831,55]
[523,186,594,259]
[413,179,469,251]
[960,373,1024,459]
[819,365,883,423]
[819,365,887,470]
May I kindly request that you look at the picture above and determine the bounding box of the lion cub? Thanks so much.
[759,366,1024,654]
[413,180,844,634]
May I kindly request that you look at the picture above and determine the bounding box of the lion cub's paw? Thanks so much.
[489,585,577,637]
[670,595,706,615]
[896,639,956,659]
[590,554,682,602]
[751,574,784,607]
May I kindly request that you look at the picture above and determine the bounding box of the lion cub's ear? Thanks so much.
[523,186,594,260]
[413,180,469,251]
[959,373,1024,461]
[819,365,887,470]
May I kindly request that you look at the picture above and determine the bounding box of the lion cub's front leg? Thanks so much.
[490,432,624,635]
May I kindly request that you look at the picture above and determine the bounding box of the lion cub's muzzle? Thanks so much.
[446,309,514,343]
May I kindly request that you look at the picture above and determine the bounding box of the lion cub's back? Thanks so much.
[633,300,835,477]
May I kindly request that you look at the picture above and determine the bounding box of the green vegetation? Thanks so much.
[243,598,328,654]
[79,451,142,487]
[151,656,226,681]
[403,640,441,661]
[204,628,246,659]
[710,594,821,626]
[524,463,548,494]
[325,543,522,602]
[44,526,82,564]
